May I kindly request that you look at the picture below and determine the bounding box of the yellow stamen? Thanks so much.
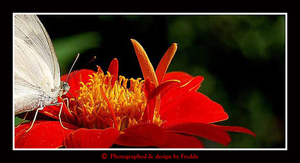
[70,68,162,130]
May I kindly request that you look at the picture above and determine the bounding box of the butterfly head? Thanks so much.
[60,81,70,96]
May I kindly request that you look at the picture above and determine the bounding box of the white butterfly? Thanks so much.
[14,15,70,131]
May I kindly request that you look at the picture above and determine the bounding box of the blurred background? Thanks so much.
[16,14,286,148]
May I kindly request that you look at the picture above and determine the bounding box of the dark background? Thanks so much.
[19,14,285,148]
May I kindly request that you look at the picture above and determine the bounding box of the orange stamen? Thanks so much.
[70,68,162,130]
[100,86,118,129]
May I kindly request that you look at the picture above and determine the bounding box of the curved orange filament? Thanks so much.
[99,86,118,129]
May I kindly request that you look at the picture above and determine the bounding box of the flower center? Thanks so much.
[70,66,162,130]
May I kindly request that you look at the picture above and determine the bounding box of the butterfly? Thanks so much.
[14,15,70,131]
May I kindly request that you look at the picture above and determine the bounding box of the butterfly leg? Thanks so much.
[62,97,69,110]
[26,106,44,132]
[57,101,69,129]
[47,101,69,130]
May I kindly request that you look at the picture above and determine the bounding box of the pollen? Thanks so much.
[70,66,162,131]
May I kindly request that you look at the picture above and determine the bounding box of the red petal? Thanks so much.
[212,125,256,137]
[161,76,204,102]
[131,39,158,86]
[64,128,120,148]
[160,92,228,124]
[115,123,167,147]
[163,72,195,86]
[61,69,95,98]
[159,132,204,148]
[148,80,181,101]
[15,121,78,148]
[108,58,119,76]
[144,78,156,101]
[108,58,119,85]
[162,122,231,146]
[142,78,156,122]
[156,43,177,84]
[143,79,180,122]
[40,97,76,124]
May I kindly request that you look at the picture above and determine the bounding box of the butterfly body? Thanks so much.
[14,15,69,117]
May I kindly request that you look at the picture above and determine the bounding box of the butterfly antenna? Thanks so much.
[66,53,80,82]
[66,56,97,82]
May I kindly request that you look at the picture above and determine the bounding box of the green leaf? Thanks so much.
[15,116,23,126]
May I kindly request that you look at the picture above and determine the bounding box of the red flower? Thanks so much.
[15,39,255,148]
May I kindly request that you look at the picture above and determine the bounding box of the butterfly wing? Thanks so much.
[14,15,60,114]
[14,15,60,89]
[14,81,41,114]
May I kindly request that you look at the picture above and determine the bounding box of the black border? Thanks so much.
[10,11,293,162]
